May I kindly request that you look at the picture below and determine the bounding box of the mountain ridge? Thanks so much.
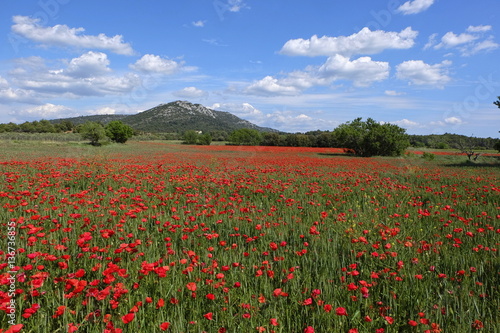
[50,101,278,134]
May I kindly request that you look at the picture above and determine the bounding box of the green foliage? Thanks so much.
[421,152,436,160]
[228,128,263,146]
[79,122,108,146]
[495,140,500,153]
[105,121,134,143]
[182,130,212,145]
[332,117,410,157]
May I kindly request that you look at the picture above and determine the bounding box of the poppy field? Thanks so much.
[1,142,499,333]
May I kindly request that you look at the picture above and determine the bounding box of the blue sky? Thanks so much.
[1,0,499,137]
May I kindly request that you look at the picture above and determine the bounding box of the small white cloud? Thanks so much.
[245,76,302,96]
[444,116,463,125]
[396,60,451,88]
[391,119,420,127]
[192,20,206,27]
[280,27,418,57]
[11,16,134,55]
[385,90,405,96]
[467,25,492,33]
[173,87,208,98]
[91,107,116,115]
[397,0,434,15]
[435,32,478,49]
[130,54,185,75]
[228,0,248,12]
[424,33,438,49]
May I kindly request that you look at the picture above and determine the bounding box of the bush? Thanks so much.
[79,122,108,146]
[421,152,435,160]
[332,118,410,157]
[228,129,262,146]
[105,121,134,143]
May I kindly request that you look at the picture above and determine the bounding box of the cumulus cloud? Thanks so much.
[130,54,194,75]
[65,51,111,78]
[10,55,141,98]
[173,87,208,98]
[245,54,389,95]
[429,25,499,56]
[444,116,463,125]
[11,16,134,55]
[318,55,389,87]
[280,27,418,57]
[18,103,73,118]
[390,119,420,127]
[435,32,478,49]
[396,60,452,88]
[397,0,434,15]
[0,87,38,103]
[245,76,302,96]
[192,20,206,27]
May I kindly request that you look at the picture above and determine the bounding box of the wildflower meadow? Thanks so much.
[1,142,499,333]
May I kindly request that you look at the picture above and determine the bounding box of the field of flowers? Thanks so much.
[1,142,499,333]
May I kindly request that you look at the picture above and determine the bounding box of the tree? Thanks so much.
[105,121,134,143]
[183,130,200,145]
[80,122,108,146]
[332,118,410,157]
[494,96,500,109]
[228,129,262,146]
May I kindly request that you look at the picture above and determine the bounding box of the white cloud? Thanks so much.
[385,90,405,96]
[391,119,420,127]
[396,60,451,88]
[463,38,499,56]
[173,87,208,98]
[192,20,206,27]
[228,0,248,12]
[397,0,434,15]
[10,55,141,98]
[435,32,478,49]
[431,26,499,56]
[245,76,302,96]
[467,25,492,33]
[280,27,418,57]
[318,55,389,87]
[65,51,111,78]
[244,54,389,96]
[11,16,134,55]
[212,102,263,119]
[0,87,37,103]
[130,54,192,75]
[0,76,8,89]
[444,116,463,125]
[91,107,116,115]
[18,103,72,118]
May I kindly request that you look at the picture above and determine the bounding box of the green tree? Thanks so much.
[228,128,262,146]
[183,130,200,145]
[80,122,108,146]
[198,133,212,145]
[105,121,134,143]
[332,118,410,157]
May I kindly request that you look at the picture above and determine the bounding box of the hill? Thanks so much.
[50,101,277,134]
